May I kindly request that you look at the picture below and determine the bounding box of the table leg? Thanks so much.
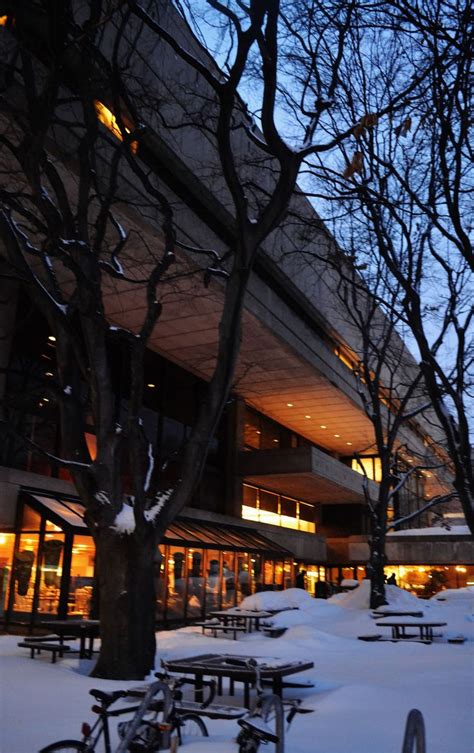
[195,673,204,703]
[273,677,283,697]
[244,682,250,708]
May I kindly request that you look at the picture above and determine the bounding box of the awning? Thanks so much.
[25,492,291,557]
[164,518,292,556]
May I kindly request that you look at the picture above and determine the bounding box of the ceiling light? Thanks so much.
[273,438,279,443]
[256,430,261,434]
[320,425,327,429]
[45,372,53,377]
[147,383,156,388]
[48,335,56,342]
[346,441,352,445]
[305,415,311,419]
[287,402,294,407]
[334,433,340,437]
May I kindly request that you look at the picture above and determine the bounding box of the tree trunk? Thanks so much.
[367,518,387,610]
[91,526,157,680]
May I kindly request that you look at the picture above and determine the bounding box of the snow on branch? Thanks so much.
[144,488,174,524]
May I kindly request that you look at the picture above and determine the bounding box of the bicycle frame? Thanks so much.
[82,696,143,753]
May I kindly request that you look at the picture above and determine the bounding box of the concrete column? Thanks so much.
[223,396,245,518]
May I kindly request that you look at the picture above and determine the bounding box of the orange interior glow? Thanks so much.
[94,101,137,154]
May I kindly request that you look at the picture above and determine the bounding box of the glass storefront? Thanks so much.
[1,492,295,626]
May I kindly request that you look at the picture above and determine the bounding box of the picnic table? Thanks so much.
[162,653,314,708]
[208,608,273,633]
[375,619,447,642]
[41,619,100,658]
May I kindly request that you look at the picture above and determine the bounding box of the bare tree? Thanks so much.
[329,256,456,607]
[0,1,437,678]
[307,0,474,534]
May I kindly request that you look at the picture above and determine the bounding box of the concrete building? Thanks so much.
[0,3,472,627]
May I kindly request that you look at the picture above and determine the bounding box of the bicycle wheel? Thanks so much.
[176,713,208,745]
[39,742,88,753]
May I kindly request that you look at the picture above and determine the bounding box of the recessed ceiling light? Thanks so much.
[334,433,340,437]
[45,372,53,377]
[287,402,294,407]
[346,441,352,445]
[43,398,49,402]
[305,415,311,419]
[147,383,156,388]
[273,438,279,443]
[256,430,261,434]
[48,335,56,342]
[320,425,327,429]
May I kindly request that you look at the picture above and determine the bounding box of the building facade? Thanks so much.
[0,3,473,628]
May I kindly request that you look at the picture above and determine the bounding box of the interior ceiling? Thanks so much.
[103,260,377,457]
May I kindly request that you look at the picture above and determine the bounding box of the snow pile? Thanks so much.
[329,580,420,610]
[266,600,346,629]
[431,586,474,603]
[239,587,313,611]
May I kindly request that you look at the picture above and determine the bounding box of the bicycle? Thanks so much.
[232,659,314,753]
[38,675,214,753]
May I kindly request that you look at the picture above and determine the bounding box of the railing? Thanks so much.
[401,709,426,753]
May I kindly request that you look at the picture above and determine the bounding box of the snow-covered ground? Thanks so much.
[1,583,473,753]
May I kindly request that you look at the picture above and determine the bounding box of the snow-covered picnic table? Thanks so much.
[375,619,447,642]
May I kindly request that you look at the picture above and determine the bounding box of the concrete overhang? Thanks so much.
[238,446,379,504]
[342,533,474,565]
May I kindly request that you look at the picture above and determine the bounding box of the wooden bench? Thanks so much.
[24,634,77,644]
[18,641,72,663]
[194,621,247,640]
[372,611,424,618]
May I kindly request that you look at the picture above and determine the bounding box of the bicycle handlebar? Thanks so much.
[154,671,217,708]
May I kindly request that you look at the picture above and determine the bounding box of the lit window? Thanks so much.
[0,16,8,26]
[94,101,138,154]
[241,484,315,533]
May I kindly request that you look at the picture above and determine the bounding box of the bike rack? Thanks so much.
[401,709,426,753]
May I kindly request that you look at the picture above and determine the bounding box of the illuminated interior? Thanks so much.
[351,456,382,482]
[0,533,15,616]
[94,101,138,153]
[383,564,474,595]
[242,483,316,533]
[0,16,8,26]
[69,535,95,617]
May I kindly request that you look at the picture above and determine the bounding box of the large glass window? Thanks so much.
[167,547,187,620]
[221,552,236,609]
[38,533,64,616]
[236,554,251,600]
[0,533,15,617]
[69,535,95,617]
[204,550,221,611]
[242,484,316,533]
[187,549,204,619]
[11,534,39,614]
[351,456,382,482]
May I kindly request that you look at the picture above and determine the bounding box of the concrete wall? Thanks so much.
[0,466,75,528]
[347,534,474,565]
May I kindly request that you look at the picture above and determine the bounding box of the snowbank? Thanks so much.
[328,580,421,610]
[431,586,474,603]
[239,587,313,611]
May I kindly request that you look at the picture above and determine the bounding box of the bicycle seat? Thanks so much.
[89,688,125,706]
[238,717,279,743]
